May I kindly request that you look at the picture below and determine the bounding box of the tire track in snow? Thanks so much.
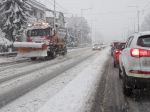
[0,50,93,84]
[0,50,97,108]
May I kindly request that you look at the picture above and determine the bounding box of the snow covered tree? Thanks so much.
[0,0,31,42]
[66,17,91,45]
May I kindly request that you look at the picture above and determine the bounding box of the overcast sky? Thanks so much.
[39,0,150,43]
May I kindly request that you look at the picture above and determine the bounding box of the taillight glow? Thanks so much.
[131,48,139,57]
[130,48,150,57]
[115,49,121,54]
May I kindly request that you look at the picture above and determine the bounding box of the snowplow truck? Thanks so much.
[13,22,67,60]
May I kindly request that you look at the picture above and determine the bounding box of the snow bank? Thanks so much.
[38,47,110,112]
[0,48,96,112]
[0,57,15,64]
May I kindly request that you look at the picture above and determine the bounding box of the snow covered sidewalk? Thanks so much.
[38,47,110,112]
[0,57,15,64]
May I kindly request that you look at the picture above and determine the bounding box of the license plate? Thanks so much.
[142,61,150,66]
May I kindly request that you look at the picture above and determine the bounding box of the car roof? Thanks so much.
[131,31,150,37]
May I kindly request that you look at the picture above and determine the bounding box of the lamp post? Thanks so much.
[128,6,140,32]
[53,0,56,31]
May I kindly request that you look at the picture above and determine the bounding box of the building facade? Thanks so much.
[28,0,47,21]
[46,10,65,28]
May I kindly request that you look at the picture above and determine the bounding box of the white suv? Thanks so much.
[119,32,150,96]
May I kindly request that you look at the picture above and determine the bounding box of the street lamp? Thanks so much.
[53,0,56,31]
[128,6,140,32]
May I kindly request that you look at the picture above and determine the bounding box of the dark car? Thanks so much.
[113,42,125,67]
[111,42,120,56]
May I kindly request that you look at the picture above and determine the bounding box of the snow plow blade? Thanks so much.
[13,42,48,58]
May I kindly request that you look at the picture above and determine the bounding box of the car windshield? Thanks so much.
[137,36,150,47]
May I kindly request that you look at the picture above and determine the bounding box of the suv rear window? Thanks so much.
[137,35,150,47]
[116,43,126,49]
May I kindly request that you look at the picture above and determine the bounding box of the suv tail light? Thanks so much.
[27,37,32,42]
[130,48,150,57]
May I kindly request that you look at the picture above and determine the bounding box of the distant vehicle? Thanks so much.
[14,21,67,60]
[119,32,150,96]
[113,42,126,68]
[92,44,101,50]
[111,42,120,56]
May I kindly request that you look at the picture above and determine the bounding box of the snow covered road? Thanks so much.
[0,47,110,112]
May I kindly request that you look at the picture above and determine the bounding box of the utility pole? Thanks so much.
[53,0,56,31]
[137,10,140,32]
[128,6,140,32]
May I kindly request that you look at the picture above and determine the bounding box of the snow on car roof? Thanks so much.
[131,31,150,37]
[139,31,150,36]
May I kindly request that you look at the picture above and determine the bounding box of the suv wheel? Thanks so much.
[31,57,36,61]
[122,70,132,96]
[123,82,132,97]
[52,51,57,59]
[114,61,116,68]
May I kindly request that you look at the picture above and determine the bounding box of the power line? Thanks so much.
[48,0,69,12]
[82,10,136,16]
[55,1,69,12]
[47,0,62,11]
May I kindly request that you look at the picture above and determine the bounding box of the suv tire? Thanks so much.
[122,69,132,96]
[123,81,132,97]
[31,57,36,61]
[114,61,116,68]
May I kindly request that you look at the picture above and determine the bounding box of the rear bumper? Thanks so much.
[114,58,119,64]
[114,57,119,65]
[114,53,120,63]
[125,75,150,89]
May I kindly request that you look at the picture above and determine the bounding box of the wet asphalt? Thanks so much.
[90,56,150,112]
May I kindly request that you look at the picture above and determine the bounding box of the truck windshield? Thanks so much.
[27,28,51,37]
